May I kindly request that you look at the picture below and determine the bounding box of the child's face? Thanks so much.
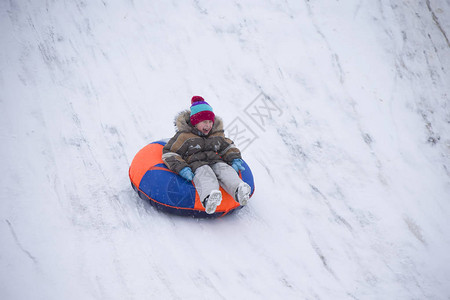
[195,120,213,135]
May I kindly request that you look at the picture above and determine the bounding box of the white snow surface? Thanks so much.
[1,1,450,299]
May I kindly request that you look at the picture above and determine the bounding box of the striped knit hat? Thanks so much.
[190,96,215,126]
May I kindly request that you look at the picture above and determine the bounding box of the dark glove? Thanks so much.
[179,167,194,181]
[231,159,245,173]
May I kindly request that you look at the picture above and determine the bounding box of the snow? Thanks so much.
[1,0,450,299]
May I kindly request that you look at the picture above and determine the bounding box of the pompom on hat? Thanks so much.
[190,96,215,126]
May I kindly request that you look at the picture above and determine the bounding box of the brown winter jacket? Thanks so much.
[162,110,242,173]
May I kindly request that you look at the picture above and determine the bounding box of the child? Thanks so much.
[162,96,252,214]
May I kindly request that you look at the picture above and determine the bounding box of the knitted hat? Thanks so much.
[190,96,215,126]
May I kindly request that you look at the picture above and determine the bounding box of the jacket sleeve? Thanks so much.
[162,133,189,173]
[218,136,242,163]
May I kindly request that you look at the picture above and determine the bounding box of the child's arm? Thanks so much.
[217,136,242,163]
[162,133,189,173]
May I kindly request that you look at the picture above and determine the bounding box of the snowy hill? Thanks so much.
[1,1,449,299]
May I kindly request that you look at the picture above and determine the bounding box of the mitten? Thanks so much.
[231,159,245,173]
[179,167,194,181]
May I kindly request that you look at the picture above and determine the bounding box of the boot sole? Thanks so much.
[237,183,251,206]
[205,190,222,214]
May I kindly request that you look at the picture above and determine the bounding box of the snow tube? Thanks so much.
[129,140,255,218]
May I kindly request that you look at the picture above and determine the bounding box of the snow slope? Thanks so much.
[1,1,449,299]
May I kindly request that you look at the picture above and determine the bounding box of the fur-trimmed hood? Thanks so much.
[174,110,224,134]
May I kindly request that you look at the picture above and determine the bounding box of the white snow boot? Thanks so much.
[202,190,222,214]
[235,182,251,206]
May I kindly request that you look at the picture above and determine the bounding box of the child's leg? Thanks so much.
[193,165,222,214]
[193,165,219,200]
[212,162,250,204]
